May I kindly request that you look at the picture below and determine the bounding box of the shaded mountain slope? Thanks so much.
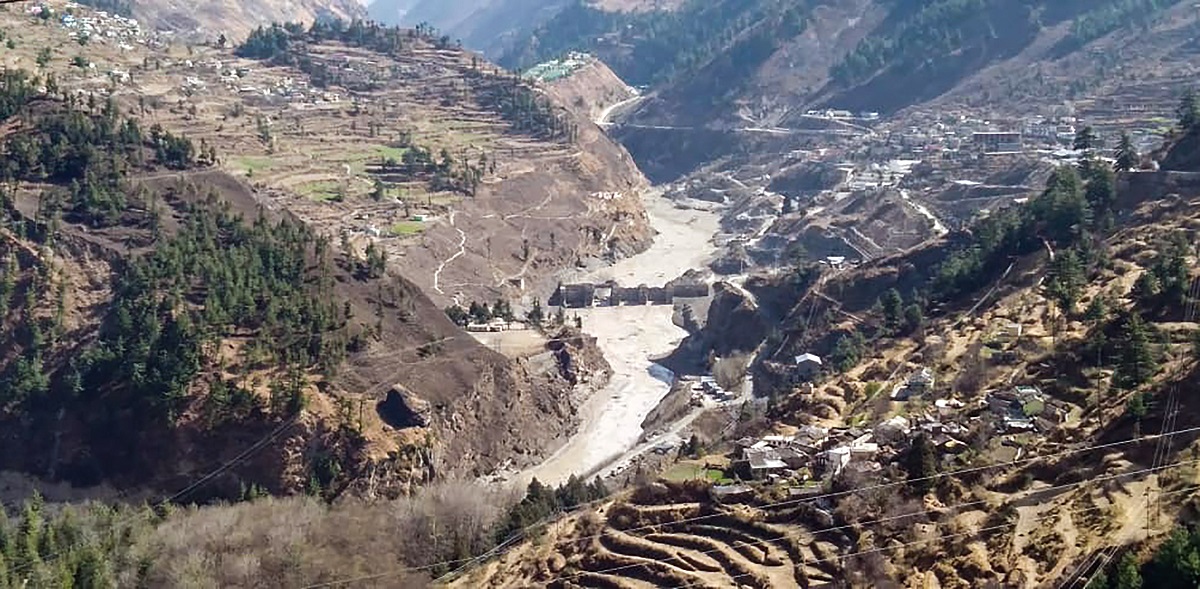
[498,0,1188,129]
[0,3,634,500]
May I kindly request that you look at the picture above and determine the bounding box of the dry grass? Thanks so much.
[143,480,515,588]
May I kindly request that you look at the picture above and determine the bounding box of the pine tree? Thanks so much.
[371,178,385,201]
[1115,132,1139,172]
[1047,249,1086,314]
[1085,295,1109,324]
[588,478,608,501]
[527,298,543,325]
[879,288,903,331]
[830,331,864,373]
[468,301,490,324]
[1115,312,1158,389]
[1127,392,1148,420]
[1074,126,1098,151]
[906,434,937,494]
[1113,552,1143,589]
[1178,89,1200,131]
[72,543,112,589]
[1084,164,1117,226]
[902,303,924,334]
[1132,272,1160,307]
[15,494,43,573]
[0,254,16,318]
[1151,234,1191,307]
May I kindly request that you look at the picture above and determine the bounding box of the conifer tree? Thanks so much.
[1074,126,1098,151]
[1113,552,1143,589]
[1115,132,1139,172]
[1047,249,1086,314]
[1115,312,1158,389]
[906,434,937,494]
[1178,89,1200,131]
[879,288,903,331]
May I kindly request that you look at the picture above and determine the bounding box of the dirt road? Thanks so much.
[516,191,721,487]
[595,92,643,127]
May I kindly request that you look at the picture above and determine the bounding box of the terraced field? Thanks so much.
[465,489,848,588]
[122,39,653,306]
[1,2,654,309]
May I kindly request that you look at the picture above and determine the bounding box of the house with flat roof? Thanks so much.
[793,353,823,381]
[907,367,935,393]
[743,447,788,480]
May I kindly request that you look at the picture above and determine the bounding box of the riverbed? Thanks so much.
[516,190,721,487]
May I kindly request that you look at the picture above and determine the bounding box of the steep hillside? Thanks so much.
[74,0,366,41]
[457,122,1200,587]
[0,3,640,499]
[535,54,637,123]
[368,0,573,58]
[186,22,652,308]
[501,0,1189,128]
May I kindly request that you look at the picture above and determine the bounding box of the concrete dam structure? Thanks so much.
[550,280,711,308]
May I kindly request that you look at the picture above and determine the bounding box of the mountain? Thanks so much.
[0,2,651,502]
[74,0,367,41]
[368,0,574,58]
[459,123,1200,589]
[501,0,1189,128]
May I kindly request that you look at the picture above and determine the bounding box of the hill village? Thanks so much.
[649,347,1068,507]
[10,0,1192,526]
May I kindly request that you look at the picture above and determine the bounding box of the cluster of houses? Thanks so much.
[52,5,146,48]
[688,376,736,405]
[891,366,936,400]
[551,281,710,308]
[732,425,882,485]
[711,352,1067,500]
[871,104,1171,166]
[522,52,592,83]
[804,109,881,121]
[223,69,345,104]
[869,112,1065,159]
[986,385,1064,432]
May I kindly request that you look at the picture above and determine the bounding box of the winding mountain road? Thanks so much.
[595,92,644,126]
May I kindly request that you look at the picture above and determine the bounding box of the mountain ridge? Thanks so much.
[0,2,649,502]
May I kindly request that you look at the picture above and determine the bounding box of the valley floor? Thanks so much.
[515,190,722,487]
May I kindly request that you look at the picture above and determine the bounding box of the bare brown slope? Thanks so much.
[541,57,636,123]
[0,3,628,498]
[0,162,606,499]
[99,37,653,308]
[129,0,366,41]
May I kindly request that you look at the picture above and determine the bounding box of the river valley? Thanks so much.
[516,188,722,487]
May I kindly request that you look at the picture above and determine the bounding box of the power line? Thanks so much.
[296,427,1200,588]
[296,497,610,589]
[1064,272,1200,589]
[668,485,1200,589]
[1065,544,1122,589]
[7,414,302,579]
[549,459,1200,586]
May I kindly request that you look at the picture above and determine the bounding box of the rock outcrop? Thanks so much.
[378,386,433,429]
